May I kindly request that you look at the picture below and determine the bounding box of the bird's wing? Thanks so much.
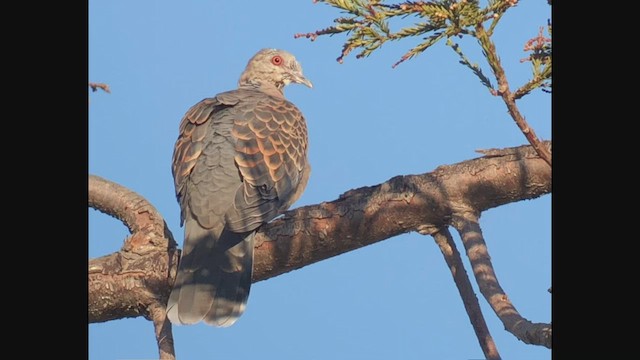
[172,90,309,232]
[172,95,239,228]
[222,89,310,232]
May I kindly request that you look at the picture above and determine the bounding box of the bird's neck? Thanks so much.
[238,79,285,99]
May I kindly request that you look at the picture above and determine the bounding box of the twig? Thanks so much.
[475,24,552,166]
[148,303,176,360]
[431,228,501,360]
[89,82,111,93]
[512,67,551,100]
[447,39,495,91]
[452,210,551,348]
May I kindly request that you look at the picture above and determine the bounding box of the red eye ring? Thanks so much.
[271,55,283,66]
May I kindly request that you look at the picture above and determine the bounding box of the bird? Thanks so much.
[167,48,312,327]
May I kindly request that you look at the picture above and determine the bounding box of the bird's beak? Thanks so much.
[292,73,313,89]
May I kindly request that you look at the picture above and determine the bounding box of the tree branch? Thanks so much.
[475,24,552,166]
[88,174,178,357]
[89,174,177,252]
[89,142,551,339]
[452,211,551,348]
[147,303,176,360]
[295,1,551,164]
[251,142,550,281]
[432,228,501,359]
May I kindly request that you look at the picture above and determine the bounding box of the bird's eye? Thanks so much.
[271,55,283,66]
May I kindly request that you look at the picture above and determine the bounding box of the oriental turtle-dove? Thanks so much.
[167,48,312,326]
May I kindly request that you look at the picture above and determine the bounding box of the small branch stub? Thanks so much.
[89,82,111,93]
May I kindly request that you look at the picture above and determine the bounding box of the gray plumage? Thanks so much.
[167,48,312,326]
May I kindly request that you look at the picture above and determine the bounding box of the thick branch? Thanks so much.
[432,228,501,360]
[89,249,177,322]
[252,142,550,280]
[452,211,551,348]
[89,174,176,252]
[89,142,551,324]
[88,174,178,346]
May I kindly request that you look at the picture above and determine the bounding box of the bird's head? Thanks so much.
[238,48,312,96]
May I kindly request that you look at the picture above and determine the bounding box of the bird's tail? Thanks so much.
[167,217,254,327]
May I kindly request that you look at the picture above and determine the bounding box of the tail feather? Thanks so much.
[167,218,254,326]
[207,231,254,327]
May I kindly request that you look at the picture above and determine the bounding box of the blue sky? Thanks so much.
[89,1,551,359]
